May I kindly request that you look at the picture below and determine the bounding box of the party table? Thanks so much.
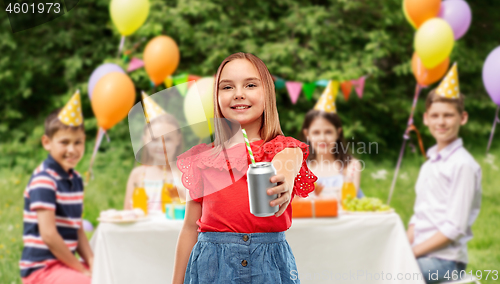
[90,213,424,284]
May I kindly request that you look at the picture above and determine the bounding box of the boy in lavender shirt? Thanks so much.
[407,65,481,284]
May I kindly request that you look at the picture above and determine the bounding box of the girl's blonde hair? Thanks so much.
[212,52,283,147]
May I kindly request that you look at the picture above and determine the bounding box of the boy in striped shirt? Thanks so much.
[20,92,93,284]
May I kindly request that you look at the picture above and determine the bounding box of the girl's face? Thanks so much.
[218,59,265,129]
[145,122,181,164]
[303,117,340,156]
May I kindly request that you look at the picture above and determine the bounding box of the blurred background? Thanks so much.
[1,0,499,283]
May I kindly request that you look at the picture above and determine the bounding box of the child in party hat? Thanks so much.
[124,92,185,213]
[19,91,93,284]
[300,80,364,199]
[407,64,482,283]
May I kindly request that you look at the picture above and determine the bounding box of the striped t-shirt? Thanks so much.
[19,154,84,278]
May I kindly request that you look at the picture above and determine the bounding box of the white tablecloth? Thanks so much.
[90,213,424,284]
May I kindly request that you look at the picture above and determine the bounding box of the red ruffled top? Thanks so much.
[177,135,317,233]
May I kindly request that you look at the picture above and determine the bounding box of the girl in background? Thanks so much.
[301,109,363,199]
[125,113,185,213]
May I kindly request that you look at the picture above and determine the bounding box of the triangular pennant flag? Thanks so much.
[187,75,202,89]
[285,81,303,104]
[141,92,167,123]
[58,90,83,126]
[188,75,201,82]
[340,81,352,101]
[315,79,329,87]
[164,75,173,88]
[351,76,366,99]
[302,82,316,101]
[436,63,459,99]
[314,80,339,113]
[274,76,286,90]
[127,57,144,72]
[173,73,189,96]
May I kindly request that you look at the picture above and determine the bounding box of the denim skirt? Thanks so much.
[184,231,300,284]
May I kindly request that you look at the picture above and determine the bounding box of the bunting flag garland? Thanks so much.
[272,75,286,90]
[127,57,145,72]
[164,75,173,88]
[173,73,189,96]
[351,76,366,99]
[117,61,368,103]
[302,82,317,101]
[315,79,329,87]
[285,81,303,104]
[187,75,202,89]
[108,52,369,104]
[340,81,353,101]
[188,74,201,82]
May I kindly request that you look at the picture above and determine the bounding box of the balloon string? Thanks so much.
[161,136,171,171]
[486,105,500,153]
[407,125,426,157]
[85,128,105,185]
[117,36,125,57]
[388,84,422,205]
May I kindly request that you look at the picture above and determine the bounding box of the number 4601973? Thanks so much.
[5,3,61,14]
[445,270,498,281]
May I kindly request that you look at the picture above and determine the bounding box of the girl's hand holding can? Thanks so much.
[268,174,292,217]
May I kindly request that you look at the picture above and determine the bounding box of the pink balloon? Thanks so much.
[438,0,472,40]
[483,46,500,106]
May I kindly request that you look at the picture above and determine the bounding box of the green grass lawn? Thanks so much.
[1,139,499,283]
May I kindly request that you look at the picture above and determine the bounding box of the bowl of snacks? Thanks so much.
[342,196,394,214]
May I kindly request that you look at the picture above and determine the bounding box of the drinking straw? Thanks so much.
[241,129,256,166]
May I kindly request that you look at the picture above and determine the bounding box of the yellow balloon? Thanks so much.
[110,0,150,36]
[184,77,215,138]
[414,18,455,69]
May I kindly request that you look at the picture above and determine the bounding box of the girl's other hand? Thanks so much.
[267,174,292,217]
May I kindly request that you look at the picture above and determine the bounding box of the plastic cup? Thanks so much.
[174,204,185,220]
[165,204,175,219]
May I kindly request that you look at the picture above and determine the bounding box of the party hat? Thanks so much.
[58,90,83,126]
[436,63,460,99]
[141,91,167,123]
[314,80,339,113]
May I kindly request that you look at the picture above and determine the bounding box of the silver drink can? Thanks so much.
[247,162,279,217]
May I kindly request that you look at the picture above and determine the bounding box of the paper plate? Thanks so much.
[97,216,149,223]
[343,208,395,215]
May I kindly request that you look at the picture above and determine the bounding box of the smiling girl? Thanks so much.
[300,110,363,199]
[172,53,317,284]
[124,114,185,212]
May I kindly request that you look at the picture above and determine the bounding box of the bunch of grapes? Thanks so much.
[343,196,392,212]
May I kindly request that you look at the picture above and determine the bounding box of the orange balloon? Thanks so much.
[91,72,136,130]
[144,35,180,85]
[404,0,441,28]
[412,53,450,87]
